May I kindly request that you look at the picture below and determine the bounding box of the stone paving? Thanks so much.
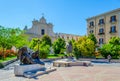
[1,61,120,81]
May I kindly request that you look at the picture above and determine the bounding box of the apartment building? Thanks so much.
[87,8,120,45]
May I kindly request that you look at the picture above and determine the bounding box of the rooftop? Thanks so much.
[86,8,120,21]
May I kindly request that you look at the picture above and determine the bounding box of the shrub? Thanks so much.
[53,38,66,54]
[60,49,66,54]
[39,45,50,59]
[73,36,95,59]
[5,50,16,57]
[73,43,81,59]
[99,42,120,59]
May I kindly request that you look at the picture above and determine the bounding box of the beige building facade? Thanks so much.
[87,8,120,45]
[24,16,80,42]
[25,16,55,41]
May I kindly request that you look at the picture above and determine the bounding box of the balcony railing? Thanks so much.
[98,32,105,35]
[109,30,117,33]
[110,19,117,23]
[98,22,105,25]
[89,25,94,28]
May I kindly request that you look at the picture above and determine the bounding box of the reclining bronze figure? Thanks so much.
[17,47,44,65]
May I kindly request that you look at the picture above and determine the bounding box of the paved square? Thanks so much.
[1,64,120,81]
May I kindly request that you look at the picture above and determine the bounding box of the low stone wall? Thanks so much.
[53,60,92,67]
[41,57,62,62]
[79,58,120,63]
[2,58,17,66]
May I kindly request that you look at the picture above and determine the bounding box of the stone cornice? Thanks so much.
[86,8,120,21]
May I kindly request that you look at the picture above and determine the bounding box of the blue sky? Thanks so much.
[0,0,120,35]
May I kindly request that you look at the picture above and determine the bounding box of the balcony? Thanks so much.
[98,22,105,26]
[109,30,117,33]
[110,19,117,23]
[89,25,94,28]
[98,32,105,35]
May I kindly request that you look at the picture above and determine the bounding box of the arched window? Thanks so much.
[41,29,45,35]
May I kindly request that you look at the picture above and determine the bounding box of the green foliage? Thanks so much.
[73,42,81,59]
[29,38,40,50]
[0,26,28,59]
[39,45,50,59]
[41,35,52,46]
[0,26,28,49]
[60,49,66,54]
[0,56,16,62]
[48,54,65,59]
[73,36,95,58]
[29,35,52,59]
[109,37,120,45]
[13,34,29,48]
[99,44,112,58]
[88,33,97,44]
[99,37,120,59]
[53,38,66,54]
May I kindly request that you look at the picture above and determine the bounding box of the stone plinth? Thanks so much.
[53,61,70,67]
[69,61,92,66]
[53,60,92,67]
[14,64,45,76]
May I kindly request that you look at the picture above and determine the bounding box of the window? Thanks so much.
[99,38,103,44]
[110,26,116,33]
[99,19,104,25]
[98,28,104,35]
[41,29,45,35]
[89,30,94,33]
[67,36,69,39]
[99,28,104,33]
[110,15,116,22]
[89,21,94,27]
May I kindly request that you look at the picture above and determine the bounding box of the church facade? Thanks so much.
[24,16,80,42]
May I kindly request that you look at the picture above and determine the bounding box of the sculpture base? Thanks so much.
[14,64,45,76]
[53,59,92,67]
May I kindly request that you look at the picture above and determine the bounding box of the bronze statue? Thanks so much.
[17,47,44,65]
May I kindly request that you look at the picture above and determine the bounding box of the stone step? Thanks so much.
[23,68,57,78]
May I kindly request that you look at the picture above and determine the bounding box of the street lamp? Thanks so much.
[37,39,40,54]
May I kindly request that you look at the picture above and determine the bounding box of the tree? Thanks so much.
[73,42,81,59]
[41,35,52,46]
[0,26,28,59]
[99,44,113,59]
[9,28,29,48]
[53,38,66,54]
[29,35,52,59]
[29,38,40,50]
[99,37,120,59]
[88,33,97,44]
[34,41,50,59]
[73,36,95,58]
[109,37,120,45]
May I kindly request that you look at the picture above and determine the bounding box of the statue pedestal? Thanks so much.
[53,59,92,67]
[14,64,45,76]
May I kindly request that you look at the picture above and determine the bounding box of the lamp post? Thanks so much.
[37,39,40,54]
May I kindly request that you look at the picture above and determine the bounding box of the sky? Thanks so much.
[0,0,120,36]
